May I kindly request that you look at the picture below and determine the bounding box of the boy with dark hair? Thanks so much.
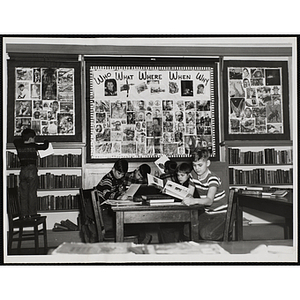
[13,128,49,219]
[160,160,178,185]
[122,163,151,187]
[183,148,227,240]
[96,158,128,200]
[96,159,151,244]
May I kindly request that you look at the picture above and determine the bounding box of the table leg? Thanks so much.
[190,210,199,241]
[236,198,243,241]
[115,211,124,242]
[284,217,293,239]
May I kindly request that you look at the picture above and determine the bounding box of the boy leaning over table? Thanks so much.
[182,148,227,241]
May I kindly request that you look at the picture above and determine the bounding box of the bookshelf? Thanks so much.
[226,141,293,231]
[6,145,83,229]
[227,142,293,189]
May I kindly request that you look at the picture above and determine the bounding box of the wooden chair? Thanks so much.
[7,187,48,255]
[223,188,237,242]
[78,188,99,243]
[90,189,138,243]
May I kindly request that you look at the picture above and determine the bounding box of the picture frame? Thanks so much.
[223,60,290,140]
[86,57,219,163]
[7,56,82,143]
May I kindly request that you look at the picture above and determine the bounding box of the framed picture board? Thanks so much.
[223,60,290,140]
[86,57,219,162]
[7,56,82,142]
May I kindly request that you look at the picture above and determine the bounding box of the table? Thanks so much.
[111,204,203,242]
[236,192,293,241]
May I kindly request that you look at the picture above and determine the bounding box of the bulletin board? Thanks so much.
[86,57,219,162]
[7,55,82,142]
[223,60,290,140]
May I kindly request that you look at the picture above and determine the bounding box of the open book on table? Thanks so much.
[147,174,190,200]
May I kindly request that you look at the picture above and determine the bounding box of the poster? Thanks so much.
[223,61,290,140]
[88,64,217,161]
[14,67,75,136]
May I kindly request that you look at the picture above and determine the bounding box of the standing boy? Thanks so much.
[182,149,227,240]
[13,128,49,219]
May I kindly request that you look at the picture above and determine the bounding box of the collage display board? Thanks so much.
[223,60,290,140]
[86,58,219,162]
[7,58,81,142]
[14,67,75,136]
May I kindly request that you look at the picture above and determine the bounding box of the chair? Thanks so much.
[7,187,48,255]
[78,188,99,243]
[90,188,138,243]
[223,188,237,242]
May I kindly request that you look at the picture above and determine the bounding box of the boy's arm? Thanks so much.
[183,186,217,206]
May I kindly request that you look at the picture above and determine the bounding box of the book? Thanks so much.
[162,180,190,200]
[147,173,164,189]
[141,195,175,205]
[271,189,289,197]
[38,142,54,158]
[61,219,78,231]
[154,154,170,174]
[53,223,69,231]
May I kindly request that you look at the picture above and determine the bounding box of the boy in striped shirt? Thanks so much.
[183,149,227,240]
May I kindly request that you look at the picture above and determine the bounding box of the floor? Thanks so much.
[6,223,286,255]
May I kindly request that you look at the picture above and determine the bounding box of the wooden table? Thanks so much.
[111,204,203,242]
[236,192,293,241]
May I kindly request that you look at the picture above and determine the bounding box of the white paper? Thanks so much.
[38,142,54,158]
[154,154,170,174]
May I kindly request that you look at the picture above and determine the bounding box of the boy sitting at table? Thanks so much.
[158,162,195,243]
[122,163,151,187]
[95,158,152,244]
[183,148,227,240]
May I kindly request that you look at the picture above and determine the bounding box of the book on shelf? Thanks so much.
[228,147,293,165]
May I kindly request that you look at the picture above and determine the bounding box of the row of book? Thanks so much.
[7,174,82,189]
[229,168,293,185]
[37,194,79,211]
[228,148,293,165]
[6,151,82,168]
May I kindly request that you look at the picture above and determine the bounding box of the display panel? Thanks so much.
[86,58,219,162]
[223,60,290,140]
[7,58,81,142]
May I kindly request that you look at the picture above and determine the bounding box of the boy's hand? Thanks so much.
[182,196,197,206]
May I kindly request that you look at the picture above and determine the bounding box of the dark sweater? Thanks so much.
[13,138,49,167]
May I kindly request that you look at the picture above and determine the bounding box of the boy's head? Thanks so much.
[113,158,128,179]
[191,149,211,177]
[177,162,192,184]
[136,164,151,180]
[164,160,177,174]
[21,128,36,142]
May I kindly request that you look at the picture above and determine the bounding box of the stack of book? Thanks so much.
[240,186,289,198]
[141,195,179,206]
[52,219,78,231]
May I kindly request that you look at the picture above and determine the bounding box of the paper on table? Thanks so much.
[38,142,54,158]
